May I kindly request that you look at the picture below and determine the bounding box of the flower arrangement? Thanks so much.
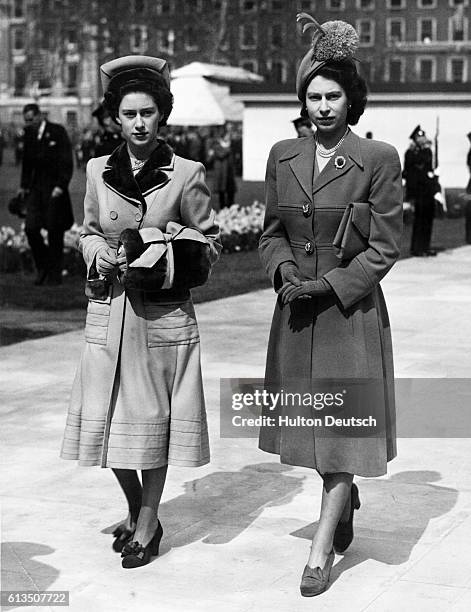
[215,201,265,253]
[0,203,267,273]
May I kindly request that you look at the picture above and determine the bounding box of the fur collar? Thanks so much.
[102,139,174,208]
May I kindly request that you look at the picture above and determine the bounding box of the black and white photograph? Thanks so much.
[1,1,471,610]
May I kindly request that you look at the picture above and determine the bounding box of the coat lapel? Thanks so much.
[280,135,315,203]
[312,130,364,195]
[102,139,174,209]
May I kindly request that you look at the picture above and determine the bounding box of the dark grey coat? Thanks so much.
[258,130,403,477]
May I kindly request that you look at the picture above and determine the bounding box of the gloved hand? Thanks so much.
[279,262,302,286]
[96,246,118,275]
[278,278,332,305]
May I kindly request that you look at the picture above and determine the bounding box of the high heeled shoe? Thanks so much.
[121,521,163,568]
[112,524,135,553]
[333,482,361,554]
[300,549,335,597]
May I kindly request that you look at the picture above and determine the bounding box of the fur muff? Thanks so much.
[172,240,211,289]
[119,228,167,291]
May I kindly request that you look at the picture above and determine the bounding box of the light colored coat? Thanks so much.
[258,130,403,477]
[61,142,220,469]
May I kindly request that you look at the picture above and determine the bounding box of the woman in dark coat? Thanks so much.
[258,15,402,596]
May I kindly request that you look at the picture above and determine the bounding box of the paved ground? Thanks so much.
[2,246,471,611]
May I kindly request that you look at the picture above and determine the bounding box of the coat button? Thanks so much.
[302,203,312,217]
[110,210,118,220]
[135,212,143,222]
[304,241,314,255]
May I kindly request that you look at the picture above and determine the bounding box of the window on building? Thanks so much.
[388,58,404,81]
[418,0,436,8]
[132,0,146,13]
[66,64,78,91]
[270,23,284,48]
[418,18,435,42]
[13,0,24,18]
[65,28,77,51]
[66,111,78,128]
[240,59,258,74]
[49,0,64,10]
[298,0,316,10]
[356,0,375,9]
[449,57,465,82]
[130,25,148,52]
[14,64,26,95]
[184,25,199,50]
[157,0,173,15]
[269,60,287,84]
[240,0,256,12]
[360,60,373,82]
[386,0,405,8]
[418,57,435,81]
[387,18,405,42]
[184,0,203,12]
[156,28,175,54]
[357,19,374,45]
[327,0,345,9]
[449,14,467,41]
[102,28,113,54]
[13,27,25,51]
[240,23,257,48]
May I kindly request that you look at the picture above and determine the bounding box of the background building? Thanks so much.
[0,0,469,130]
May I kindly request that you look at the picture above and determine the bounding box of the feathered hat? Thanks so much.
[295,13,359,101]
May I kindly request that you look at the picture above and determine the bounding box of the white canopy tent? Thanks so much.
[171,62,263,83]
[168,62,263,126]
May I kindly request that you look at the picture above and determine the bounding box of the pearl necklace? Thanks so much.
[316,128,349,158]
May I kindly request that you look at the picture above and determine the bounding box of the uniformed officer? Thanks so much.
[403,125,438,257]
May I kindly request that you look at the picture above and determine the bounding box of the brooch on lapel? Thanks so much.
[334,155,346,170]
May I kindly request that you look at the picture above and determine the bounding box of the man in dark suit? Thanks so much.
[403,125,438,257]
[19,103,74,285]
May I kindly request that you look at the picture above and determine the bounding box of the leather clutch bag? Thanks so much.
[333,202,371,260]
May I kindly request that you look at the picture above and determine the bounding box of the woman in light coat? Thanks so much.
[61,55,220,568]
[258,16,402,596]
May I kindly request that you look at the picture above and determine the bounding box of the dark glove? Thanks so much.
[172,239,211,289]
[119,228,167,291]
[279,261,302,286]
[278,278,333,305]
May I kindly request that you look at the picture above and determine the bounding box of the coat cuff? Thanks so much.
[324,258,374,310]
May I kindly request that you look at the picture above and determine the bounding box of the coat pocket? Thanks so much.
[144,300,200,348]
[84,298,111,345]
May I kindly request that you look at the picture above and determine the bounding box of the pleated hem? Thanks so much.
[59,453,210,469]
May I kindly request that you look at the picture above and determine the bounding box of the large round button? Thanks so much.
[135,212,143,222]
[304,241,314,254]
[110,210,118,220]
[302,203,312,217]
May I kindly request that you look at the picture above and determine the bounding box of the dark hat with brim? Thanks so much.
[409,125,426,140]
[100,55,170,95]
